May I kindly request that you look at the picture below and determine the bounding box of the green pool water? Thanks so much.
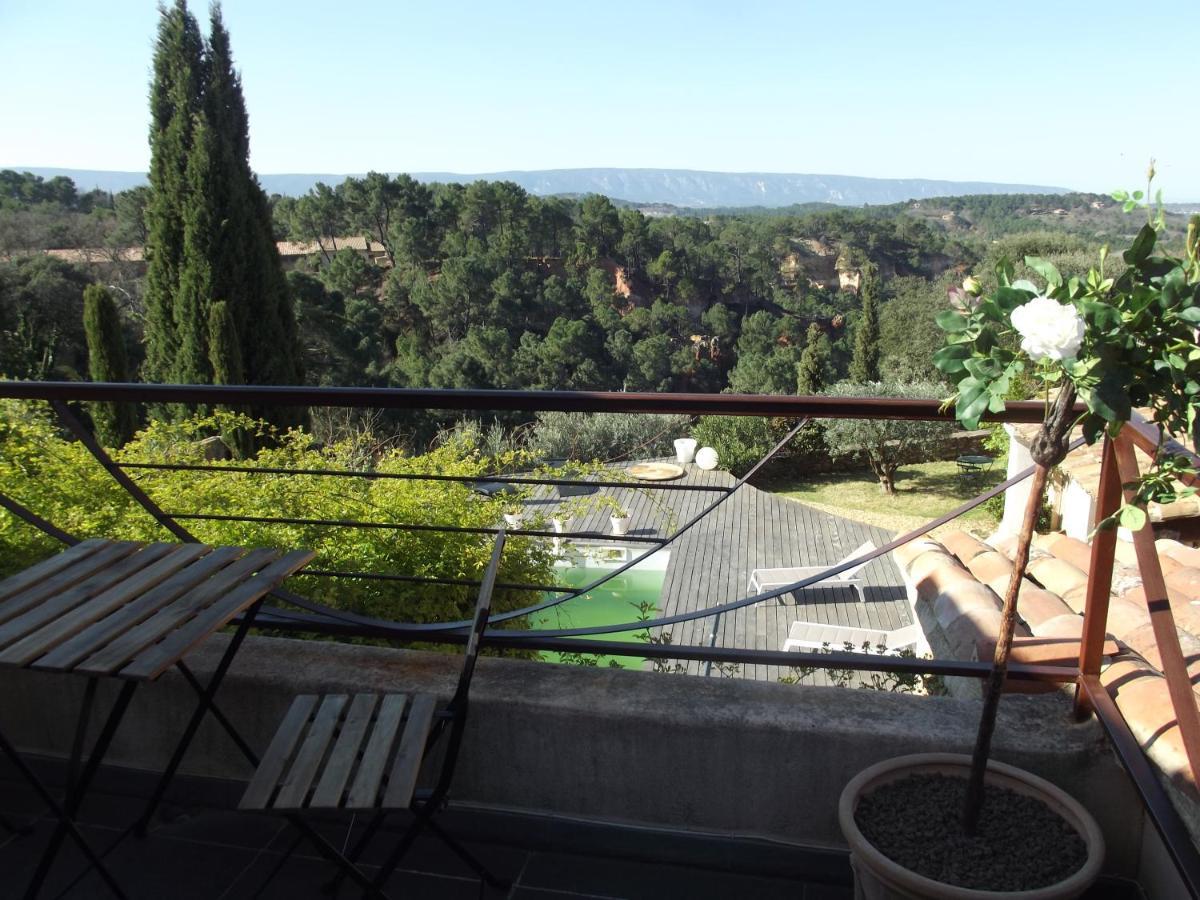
[533,563,666,669]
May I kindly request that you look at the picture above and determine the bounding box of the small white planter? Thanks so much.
[551,517,566,534]
[674,437,698,463]
[610,514,631,536]
[503,512,524,529]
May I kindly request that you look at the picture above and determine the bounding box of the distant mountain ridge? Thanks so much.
[6,166,1072,207]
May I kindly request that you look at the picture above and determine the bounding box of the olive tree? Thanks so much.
[821,380,954,495]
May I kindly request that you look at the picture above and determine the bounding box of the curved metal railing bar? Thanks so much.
[118,461,733,494]
[161,512,668,545]
[0,490,79,547]
[299,569,576,594]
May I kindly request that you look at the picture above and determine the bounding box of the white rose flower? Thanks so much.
[1010,296,1085,361]
[962,276,983,296]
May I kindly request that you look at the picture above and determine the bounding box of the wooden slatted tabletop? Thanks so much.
[0,539,313,681]
[239,692,437,812]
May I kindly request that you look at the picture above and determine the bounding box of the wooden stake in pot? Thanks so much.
[963,383,1076,834]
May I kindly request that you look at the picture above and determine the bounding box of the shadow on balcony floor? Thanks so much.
[1,756,1148,900]
[1,756,852,900]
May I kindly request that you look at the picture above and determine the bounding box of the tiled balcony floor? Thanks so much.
[0,756,1146,900]
[0,756,850,900]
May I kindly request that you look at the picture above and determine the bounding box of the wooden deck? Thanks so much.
[520,462,912,684]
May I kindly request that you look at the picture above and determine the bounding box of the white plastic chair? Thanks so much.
[747,541,876,604]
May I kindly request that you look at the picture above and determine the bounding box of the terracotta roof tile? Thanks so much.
[940,530,992,564]
[964,550,1013,586]
[1026,556,1089,597]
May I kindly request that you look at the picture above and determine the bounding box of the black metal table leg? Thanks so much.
[2,683,136,900]
[135,597,266,835]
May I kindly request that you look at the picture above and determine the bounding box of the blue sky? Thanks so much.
[1,0,1196,197]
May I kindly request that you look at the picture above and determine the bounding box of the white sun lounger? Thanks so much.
[781,620,923,653]
[747,541,876,604]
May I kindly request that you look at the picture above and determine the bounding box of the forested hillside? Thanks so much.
[1,167,1190,413]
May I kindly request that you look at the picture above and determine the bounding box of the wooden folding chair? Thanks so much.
[239,533,509,898]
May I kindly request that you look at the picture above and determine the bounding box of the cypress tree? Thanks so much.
[174,117,217,384]
[207,300,243,385]
[83,284,138,446]
[141,2,303,425]
[205,7,302,395]
[849,264,881,384]
[796,323,831,394]
[143,1,205,382]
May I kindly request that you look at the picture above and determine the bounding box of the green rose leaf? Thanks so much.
[1119,504,1147,531]
[1079,300,1122,330]
[1178,305,1200,324]
[955,377,991,430]
[932,342,972,374]
[1125,224,1157,264]
[1025,256,1063,288]
[934,310,970,334]
[1088,372,1132,423]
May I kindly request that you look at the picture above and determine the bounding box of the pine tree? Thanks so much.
[143,0,205,382]
[796,323,831,394]
[850,264,881,383]
[83,284,138,446]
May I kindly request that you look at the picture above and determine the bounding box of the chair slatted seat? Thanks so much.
[240,691,438,812]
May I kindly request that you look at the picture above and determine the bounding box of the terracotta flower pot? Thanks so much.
[838,754,1103,900]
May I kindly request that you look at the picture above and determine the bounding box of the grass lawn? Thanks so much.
[761,458,1006,539]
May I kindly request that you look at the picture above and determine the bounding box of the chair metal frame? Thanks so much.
[250,532,509,899]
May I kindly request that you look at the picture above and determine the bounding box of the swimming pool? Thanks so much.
[532,546,669,670]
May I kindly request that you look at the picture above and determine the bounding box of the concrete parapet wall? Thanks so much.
[1,633,1143,876]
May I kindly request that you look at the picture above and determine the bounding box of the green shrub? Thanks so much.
[0,401,554,625]
[690,415,797,477]
[526,411,691,462]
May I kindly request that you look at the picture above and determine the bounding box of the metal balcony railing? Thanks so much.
[0,380,1198,894]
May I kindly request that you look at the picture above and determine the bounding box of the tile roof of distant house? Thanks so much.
[275,236,388,256]
[6,238,389,266]
[1009,420,1200,524]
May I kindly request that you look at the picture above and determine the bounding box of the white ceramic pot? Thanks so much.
[610,515,631,536]
[839,753,1103,900]
[674,437,698,463]
[695,446,719,470]
[551,518,566,534]
[503,512,523,528]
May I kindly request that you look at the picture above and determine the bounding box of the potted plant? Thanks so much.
[502,504,524,529]
[840,173,1200,897]
[609,505,631,536]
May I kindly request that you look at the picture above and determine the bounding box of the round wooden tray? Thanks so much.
[626,462,685,481]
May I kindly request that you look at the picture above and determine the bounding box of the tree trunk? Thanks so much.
[962,462,1049,834]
